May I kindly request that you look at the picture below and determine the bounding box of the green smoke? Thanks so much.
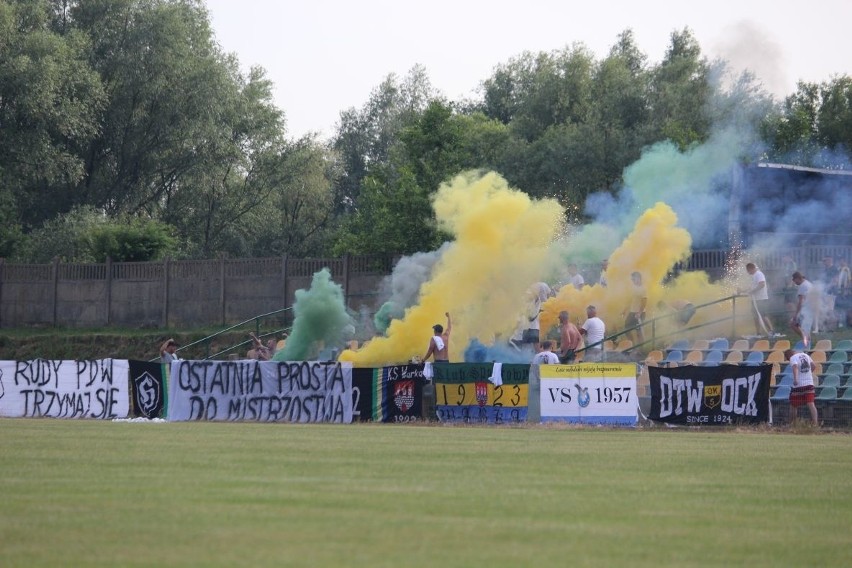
[373,301,404,334]
[273,268,353,361]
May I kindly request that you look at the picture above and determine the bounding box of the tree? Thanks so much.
[331,65,435,213]
[648,28,712,149]
[0,0,104,235]
[765,76,852,167]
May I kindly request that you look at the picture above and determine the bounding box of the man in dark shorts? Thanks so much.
[784,348,818,426]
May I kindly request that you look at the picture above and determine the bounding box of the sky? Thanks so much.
[205,0,851,141]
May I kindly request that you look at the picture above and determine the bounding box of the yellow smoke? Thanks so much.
[541,202,693,336]
[340,171,564,366]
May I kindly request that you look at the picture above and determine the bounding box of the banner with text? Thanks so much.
[0,359,130,419]
[540,363,638,426]
[167,360,352,423]
[648,364,771,425]
[434,363,529,424]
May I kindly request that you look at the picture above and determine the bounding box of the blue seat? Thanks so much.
[709,338,729,351]
[745,351,765,365]
[828,350,849,364]
[775,372,793,387]
[664,350,684,364]
[669,339,690,351]
[824,363,845,376]
[835,339,852,352]
[771,386,791,401]
[819,374,841,388]
[793,340,805,351]
[815,386,837,401]
[703,350,723,366]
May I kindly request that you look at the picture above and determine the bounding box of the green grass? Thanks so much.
[1,420,850,567]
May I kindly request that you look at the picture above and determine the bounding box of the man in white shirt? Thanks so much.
[790,272,815,349]
[580,305,606,362]
[532,340,560,364]
[743,263,773,336]
[566,264,584,290]
[784,348,818,426]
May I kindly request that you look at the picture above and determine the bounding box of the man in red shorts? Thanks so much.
[783,348,819,426]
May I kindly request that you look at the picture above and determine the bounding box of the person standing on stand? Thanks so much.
[424,312,451,362]
[580,305,606,362]
[784,348,819,427]
[790,272,815,349]
[558,310,582,363]
[623,272,647,345]
[742,263,774,336]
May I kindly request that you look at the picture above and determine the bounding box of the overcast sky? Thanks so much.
[205,0,851,140]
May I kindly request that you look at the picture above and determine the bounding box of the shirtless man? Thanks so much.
[558,310,582,363]
[424,312,452,362]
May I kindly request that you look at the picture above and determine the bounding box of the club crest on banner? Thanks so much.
[575,383,591,408]
[134,371,162,418]
[704,385,721,409]
[475,382,489,407]
[393,380,415,412]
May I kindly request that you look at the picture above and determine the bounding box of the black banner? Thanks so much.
[648,364,771,425]
[128,360,166,419]
[352,367,374,422]
[380,364,424,423]
[350,365,425,423]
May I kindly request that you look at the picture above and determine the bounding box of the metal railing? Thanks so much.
[577,294,750,358]
[153,307,293,361]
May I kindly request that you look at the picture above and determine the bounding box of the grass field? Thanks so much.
[1,420,851,567]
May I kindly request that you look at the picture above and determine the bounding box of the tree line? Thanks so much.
[2,0,850,263]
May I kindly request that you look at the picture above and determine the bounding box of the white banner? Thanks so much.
[168,360,353,423]
[540,363,638,426]
[0,359,130,419]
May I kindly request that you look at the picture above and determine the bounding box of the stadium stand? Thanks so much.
[615,339,633,352]
[835,339,852,352]
[772,339,791,351]
[752,339,770,352]
[731,339,750,352]
[810,350,827,364]
[691,339,710,351]
[668,339,690,351]
[813,339,832,352]
[709,338,729,351]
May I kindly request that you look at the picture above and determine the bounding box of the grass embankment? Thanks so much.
[0,328,252,361]
[1,421,850,567]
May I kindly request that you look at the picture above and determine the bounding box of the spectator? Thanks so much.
[424,312,451,362]
[598,259,609,288]
[580,305,606,362]
[783,348,819,427]
[521,282,551,350]
[819,256,840,330]
[741,263,774,336]
[532,340,560,364]
[623,272,647,345]
[566,264,584,290]
[790,272,815,349]
[558,310,582,363]
[160,338,180,364]
[838,258,850,295]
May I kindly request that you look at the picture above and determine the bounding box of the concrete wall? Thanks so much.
[0,248,846,329]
